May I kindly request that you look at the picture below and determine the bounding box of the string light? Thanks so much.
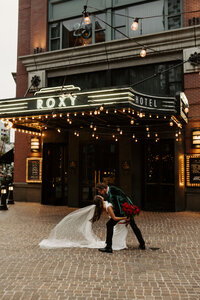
[131,18,139,31]
[82,5,91,25]
[140,47,146,58]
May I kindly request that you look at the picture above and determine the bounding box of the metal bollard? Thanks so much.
[0,185,8,210]
[7,184,14,204]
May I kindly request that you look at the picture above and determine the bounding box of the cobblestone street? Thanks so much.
[0,202,199,300]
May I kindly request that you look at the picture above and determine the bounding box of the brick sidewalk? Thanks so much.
[0,202,199,300]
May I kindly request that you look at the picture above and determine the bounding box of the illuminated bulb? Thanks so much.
[115,138,118,142]
[156,115,159,118]
[132,134,135,139]
[120,130,123,135]
[106,109,109,114]
[146,127,149,131]
[147,133,150,138]
[82,112,85,115]
[123,108,126,113]
[170,121,173,126]
[131,18,139,31]
[112,134,115,138]
[90,111,93,115]
[94,110,98,115]
[57,129,61,133]
[135,139,138,142]
[184,107,189,113]
[149,114,152,118]
[130,119,134,125]
[114,109,117,113]
[100,105,104,111]
[139,112,143,118]
[90,123,93,128]
[60,114,62,117]
[175,133,179,137]
[140,47,146,58]
[74,112,77,116]
[132,110,134,114]
[76,132,79,137]
[155,133,158,137]
[94,126,97,131]
[92,133,95,137]
[84,15,91,25]
[96,136,99,140]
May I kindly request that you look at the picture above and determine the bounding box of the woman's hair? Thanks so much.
[90,195,104,223]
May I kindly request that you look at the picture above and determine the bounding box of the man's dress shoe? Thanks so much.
[98,247,113,253]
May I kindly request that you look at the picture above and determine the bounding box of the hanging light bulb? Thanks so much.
[170,120,173,126]
[131,18,139,31]
[130,119,134,125]
[140,47,146,58]
[83,5,91,25]
[132,134,135,139]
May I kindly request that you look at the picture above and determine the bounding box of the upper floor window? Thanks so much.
[49,13,106,50]
[48,0,181,51]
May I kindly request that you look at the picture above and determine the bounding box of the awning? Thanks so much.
[0,148,14,164]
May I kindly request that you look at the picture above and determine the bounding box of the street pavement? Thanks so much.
[0,202,199,300]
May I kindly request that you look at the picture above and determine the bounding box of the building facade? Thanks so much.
[1,0,200,211]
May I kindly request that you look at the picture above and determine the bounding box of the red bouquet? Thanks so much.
[121,202,140,219]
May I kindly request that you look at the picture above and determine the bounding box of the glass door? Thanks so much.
[42,143,68,205]
[144,139,175,211]
[79,141,118,206]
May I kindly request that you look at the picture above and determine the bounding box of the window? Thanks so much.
[50,23,60,50]
[113,9,126,40]
[49,14,106,50]
[128,0,165,37]
[48,1,182,50]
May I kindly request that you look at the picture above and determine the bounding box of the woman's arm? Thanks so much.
[107,206,128,221]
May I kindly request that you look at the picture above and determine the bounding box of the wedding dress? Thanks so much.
[39,202,128,250]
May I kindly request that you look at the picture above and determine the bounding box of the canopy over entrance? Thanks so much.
[0,86,188,140]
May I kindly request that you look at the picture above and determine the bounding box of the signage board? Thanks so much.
[26,158,42,183]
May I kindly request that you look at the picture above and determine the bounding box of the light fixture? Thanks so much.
[140,47,146,58]
[0,185,8,210]
[83,5,91,25]
[131,18,139,31]
[31,137,40,152]
[184,106,189,113]
[192,130,200,148]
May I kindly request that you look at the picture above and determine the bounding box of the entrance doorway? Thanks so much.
[42,143,68,205]
[79,141,118,206]
[144,139,175,211]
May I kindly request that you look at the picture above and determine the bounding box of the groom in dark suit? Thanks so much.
[96,182,145,253]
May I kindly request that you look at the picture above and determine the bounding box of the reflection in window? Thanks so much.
[62,17,92,48]
[168,0,181,29]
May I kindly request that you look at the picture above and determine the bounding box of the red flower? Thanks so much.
[122,202,140,218]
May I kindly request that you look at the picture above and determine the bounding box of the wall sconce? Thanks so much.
[192,130,200,148]
[31,137,40,152]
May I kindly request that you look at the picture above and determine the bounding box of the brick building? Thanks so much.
[0,0,199,211]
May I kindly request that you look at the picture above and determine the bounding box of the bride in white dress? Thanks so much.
[39,195,129,250]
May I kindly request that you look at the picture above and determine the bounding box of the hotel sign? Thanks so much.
[0,85,187,119]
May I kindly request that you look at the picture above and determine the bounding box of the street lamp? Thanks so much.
[0,185,8,210]
[7,184,14,205]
